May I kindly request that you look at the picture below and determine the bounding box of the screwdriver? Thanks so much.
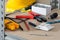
[28,22,54,31]
[46,20,60,24]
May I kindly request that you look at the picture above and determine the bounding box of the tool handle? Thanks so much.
[16,15,34,19]
[37,16,47,22]
[49,13,58,19]
[24,21,30,30]
[29,22,36,27]
[34,16,42,22]
[19,26,23,31]
[46,20,60,24]
[28,11,40,16]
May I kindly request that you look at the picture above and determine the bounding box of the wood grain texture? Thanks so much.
[6,9,60,40]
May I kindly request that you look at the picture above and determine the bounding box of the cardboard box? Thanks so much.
[32,3,51,16]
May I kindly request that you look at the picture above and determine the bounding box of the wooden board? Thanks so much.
[5,9,60,40]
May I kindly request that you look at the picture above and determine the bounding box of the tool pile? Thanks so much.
[5,11,59,31]
[5,1,59,31]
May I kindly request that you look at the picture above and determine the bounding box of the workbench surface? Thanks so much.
[5,9,60,40]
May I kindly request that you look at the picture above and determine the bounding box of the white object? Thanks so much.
[35,23,54,31]
[32,3,51,16]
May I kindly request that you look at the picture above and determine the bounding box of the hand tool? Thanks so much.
[48,13,58,19]
[46,20,60,24]
[35,16,47,22]
[29,22,54,31]
[15,11,47,22]
[5,17,23,31]
[28,11,47,22]
[16,14,34,19]
[5,17,30,31]
[28,11,42,22]
[24,21,30,30]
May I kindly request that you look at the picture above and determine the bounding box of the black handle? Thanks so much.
[37,16,47,22]
[29,22,36,27]
[50,13,58,19]
[34,16,42,22]
[19,26,23,31]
